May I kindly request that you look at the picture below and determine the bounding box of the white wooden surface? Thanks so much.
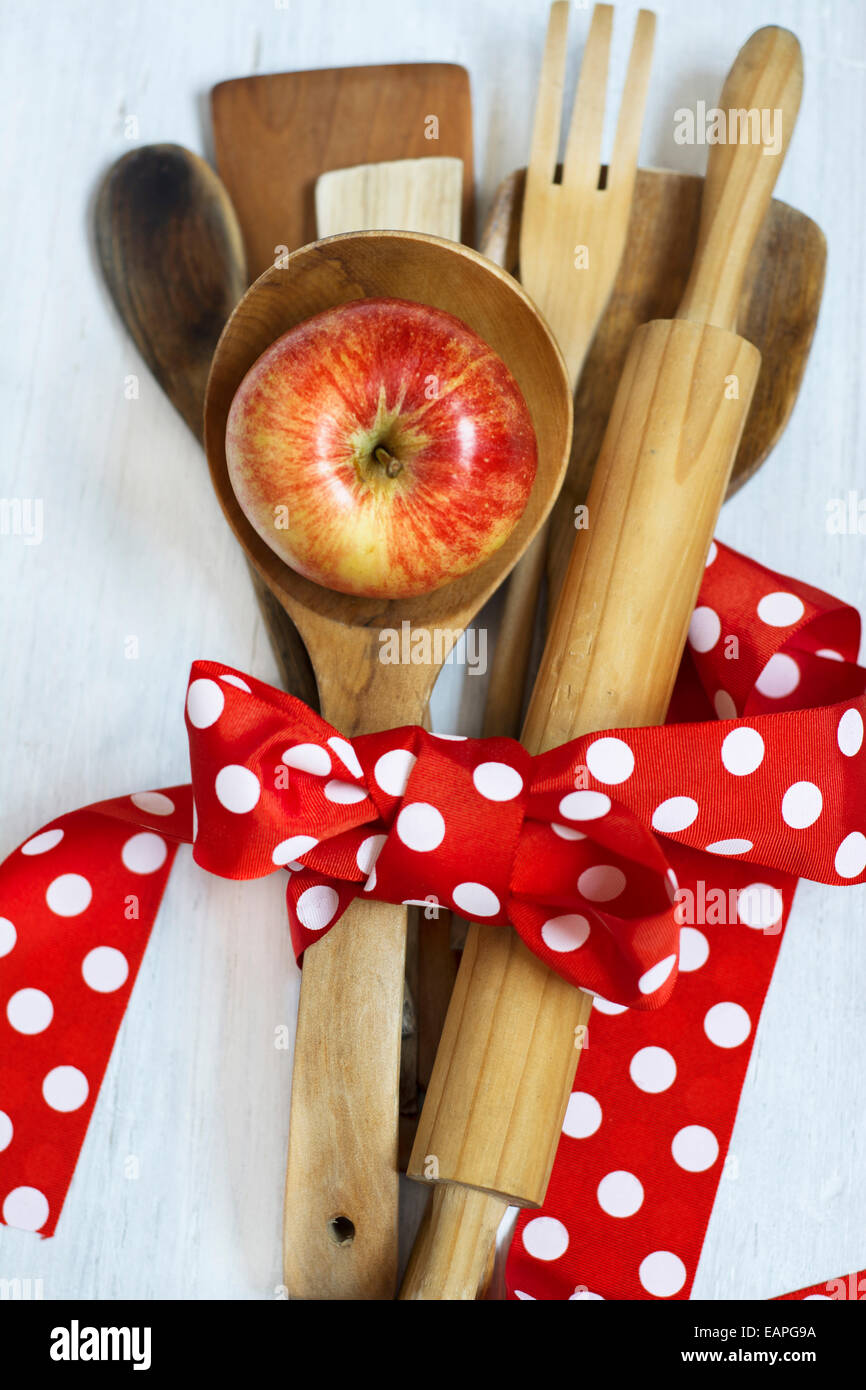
[1,0,865,1301]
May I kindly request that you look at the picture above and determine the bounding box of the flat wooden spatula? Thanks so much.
[211,64,473,279]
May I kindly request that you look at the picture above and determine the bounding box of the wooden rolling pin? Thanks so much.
[402,25,803,1299]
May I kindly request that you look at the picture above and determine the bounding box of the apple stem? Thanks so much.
[374,445,403,478]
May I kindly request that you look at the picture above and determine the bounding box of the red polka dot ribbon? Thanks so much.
[1,541,865,1299]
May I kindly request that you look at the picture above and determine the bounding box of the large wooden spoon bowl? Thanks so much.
[203,228,572,1300]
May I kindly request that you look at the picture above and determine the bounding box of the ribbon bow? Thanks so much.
[186,541,866,1011]
[1,540,865,1259]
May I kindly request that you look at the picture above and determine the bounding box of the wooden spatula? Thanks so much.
[211,64,474,280]
[402,24,804,1299]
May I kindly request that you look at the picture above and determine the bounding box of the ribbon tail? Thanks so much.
[0,786,192,1236]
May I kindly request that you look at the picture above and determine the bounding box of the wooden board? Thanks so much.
[211,64,474,280]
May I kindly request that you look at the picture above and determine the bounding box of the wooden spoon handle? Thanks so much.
[677,26,803,330]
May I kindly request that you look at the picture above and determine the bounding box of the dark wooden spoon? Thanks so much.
[94,143,317,707]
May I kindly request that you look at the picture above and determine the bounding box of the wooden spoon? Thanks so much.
[203,230,573,1300]
[94,143,318,708]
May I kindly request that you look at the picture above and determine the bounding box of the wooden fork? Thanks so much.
[483,2,655,743]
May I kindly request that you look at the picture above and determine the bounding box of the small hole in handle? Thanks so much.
[327,1215,355,1247]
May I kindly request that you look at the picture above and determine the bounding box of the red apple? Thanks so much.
[225,297,537,598]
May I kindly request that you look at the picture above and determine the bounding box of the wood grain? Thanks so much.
[211,64,474,280]
[480,165,826,613]
[94,144,319,709]
[203,229,573,1299]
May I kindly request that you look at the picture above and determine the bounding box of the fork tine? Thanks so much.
[527,1,571,183]
[607,9,656,191]
[561,3,614,189]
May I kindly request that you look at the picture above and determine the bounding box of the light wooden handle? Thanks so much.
[283,898,407,1299]
[407,318,761,1198]
[677,27,803,330]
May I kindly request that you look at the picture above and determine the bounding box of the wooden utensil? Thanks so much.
[203,230,573,1299]
[316,157,463,241]
[94,143,318,709]
[481,16,826,741]
[482,1,655,742]
[403,24,803,1299]
[211,64,474,281]
[313,153,465,1153]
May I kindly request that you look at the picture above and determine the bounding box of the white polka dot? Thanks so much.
[672,1125,719,1172]
[578,865,625,902]
[42,1066,89,1112]
[0,918,16,957]
[563,1091,601,1139]
[130,791,175,816]
[82,946,129,993]
[514,1290,536,1300]
[706,541,718,566]
[629,1046,676,1093]
[679,927,709,972]
[219,673,251,692]
[21,828,64,855]
[374,749,417,797]
[2,1186,49,1232]
[296,885,340,932]
[0,1111,11,1151]
[541,914,590,952]
[705,838,753,855]
[396,803,445,852]
[804,1294,832,1300]
[570,1288,605,1301]
[472,761,523,802]
[586,737,634,785]
[522,1216,569,1261]
[282,743,332,776]
[651,797,699,833]
[756,652,800,699]
[597,1170,643,1218]
[324,779,368,804]
[7,988,53,1034]
[757,591,805,627]
[721,726,764,776]
[688,606,721,653]
[215,765,261,813]
[121,831,168,874]
[817,648,843,662]
[272,835,318,866]
[186,677,225,728]
[191,798,198,842]
[558,791,611,821]
[838,708,864,757]
[552,822,586,840]
[736,883,784,930]
[45,873,92,917]
[714,690,737,720]
[781,781,823,829]
[639,1250,687,1298]
[704,1001,751,1048]
[453,882,500,918]
[638,954,677,995]
[328,736,363,778]
[591,994,628,1016]
[835,831,866,879]
[356,834,387,877]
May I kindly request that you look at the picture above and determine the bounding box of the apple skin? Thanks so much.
[225,297,537,598]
